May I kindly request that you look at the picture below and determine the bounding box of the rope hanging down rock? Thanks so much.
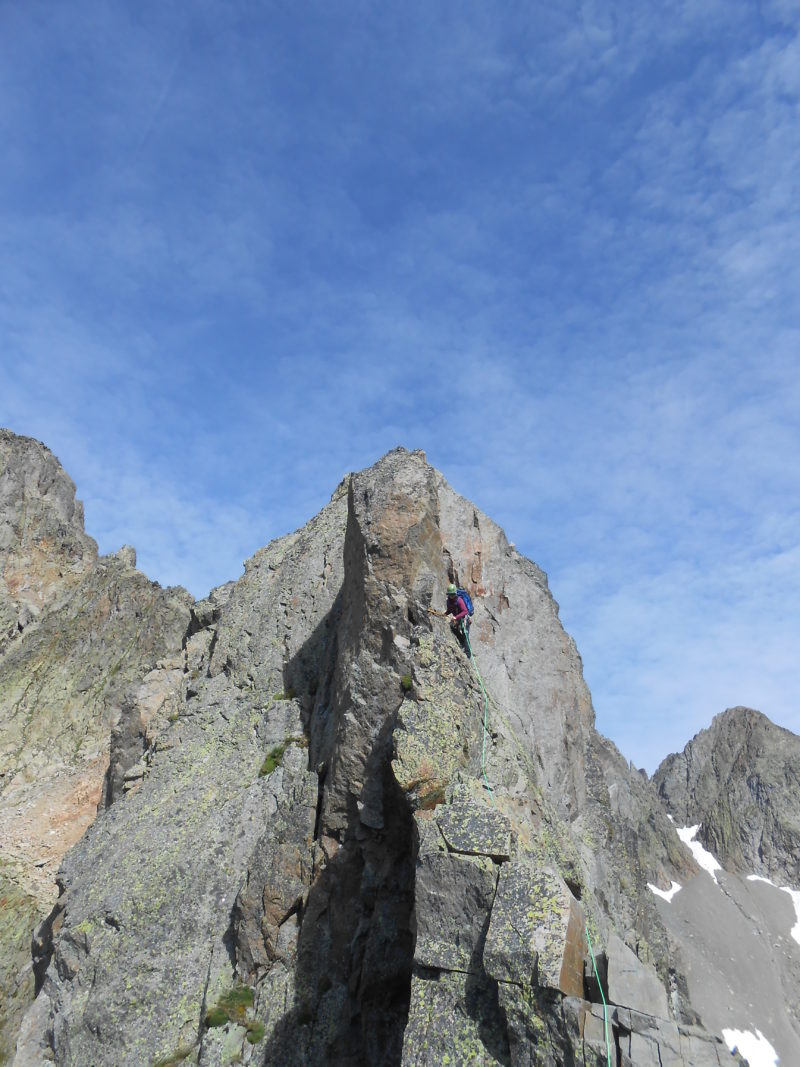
[459,617,611,1067]
[460,621,494,801]
[586,926,612,1067]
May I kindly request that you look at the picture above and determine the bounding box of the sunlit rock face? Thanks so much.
[4,439,783,1066]
[0,431,192,1062]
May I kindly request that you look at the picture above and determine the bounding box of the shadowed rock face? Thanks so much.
[654,706,800,885]
[5,443,758,1067]
[0,431,192,1062]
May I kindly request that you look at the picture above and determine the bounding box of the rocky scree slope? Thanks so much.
[0,430,191,1062]
[11,445,743,1066]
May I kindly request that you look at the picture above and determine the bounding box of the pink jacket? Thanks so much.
[446,594,468,623]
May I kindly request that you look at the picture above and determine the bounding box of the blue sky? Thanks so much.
[2,1,798,770]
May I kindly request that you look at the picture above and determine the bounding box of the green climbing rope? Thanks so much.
[585,926,612,1067]
[458,616,610,1067]
[461,624,495,801]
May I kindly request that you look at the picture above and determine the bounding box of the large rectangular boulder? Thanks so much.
[414,850,498,973]
[484,861,587,996]
[606,931,669,1019]
[435,788,512,860]
[402,969,510,1066]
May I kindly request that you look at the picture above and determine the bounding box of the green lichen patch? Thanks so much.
[393,694,471,810]
[400,673,413,692]
[403,969,510,1065]
[416,633,435,667]
[436,790,511,859]
[484,861,587,997]
[271,689,296,701]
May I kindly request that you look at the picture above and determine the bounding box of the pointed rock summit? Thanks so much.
[654,705,800,885]
[0,428,98,641]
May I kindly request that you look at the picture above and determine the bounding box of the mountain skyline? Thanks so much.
[3,431,798,1065]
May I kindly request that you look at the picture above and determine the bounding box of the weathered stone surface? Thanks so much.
[233,737,318,976]
[402,969,510,1067]
[436,787,511,859]
[414,851,497,973]
[6,442,774,1066]
[0,429,97,643]
[436,467,690,989]
[606,930,669,1018]
[0,431,192,1061]
[484,861,587,996]
[435,473,594,821]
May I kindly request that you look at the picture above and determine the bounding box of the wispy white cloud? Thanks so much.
[1,1,798,768]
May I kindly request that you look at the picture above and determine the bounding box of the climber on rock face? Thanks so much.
[445,583,470,652]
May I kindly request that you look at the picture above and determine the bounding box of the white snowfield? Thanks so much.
[647,880,682,902]
[722,1027,779,1067]
[748,874,800,946]
[676,824,722,883]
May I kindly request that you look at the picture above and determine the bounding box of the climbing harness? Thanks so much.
[585,926,612,1067]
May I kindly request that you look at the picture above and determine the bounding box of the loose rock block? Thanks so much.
[484,862,586,996]
[414,851,498,973]
[402,970,510,1066]
[606,932,669,1019]
[436,790,512,860]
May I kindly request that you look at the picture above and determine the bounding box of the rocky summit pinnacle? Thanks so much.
[4,435,795,1065]
[654,706,800,886]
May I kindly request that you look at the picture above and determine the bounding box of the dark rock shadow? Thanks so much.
[464,912,512,1066]
[240,591,418,1067]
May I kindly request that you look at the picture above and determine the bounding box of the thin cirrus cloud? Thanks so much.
[1,1,798,770]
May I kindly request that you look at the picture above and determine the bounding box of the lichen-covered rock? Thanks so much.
[484,861,587,997]
[9,444,762,1066]
[435,787,511,860]
[414,851,498,973]
[233,734,318,976]
[402,969,510,1067]
[0,429,97,643]
[0,431,192,1061]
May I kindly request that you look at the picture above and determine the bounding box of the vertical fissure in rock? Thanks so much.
[32,887,65,995]
[313,764,327,842]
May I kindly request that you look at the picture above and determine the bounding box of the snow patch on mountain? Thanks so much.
[748,874,800,946]
[722,1027,778,1067]
[647,880,682,902]
[677,824,722,883]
